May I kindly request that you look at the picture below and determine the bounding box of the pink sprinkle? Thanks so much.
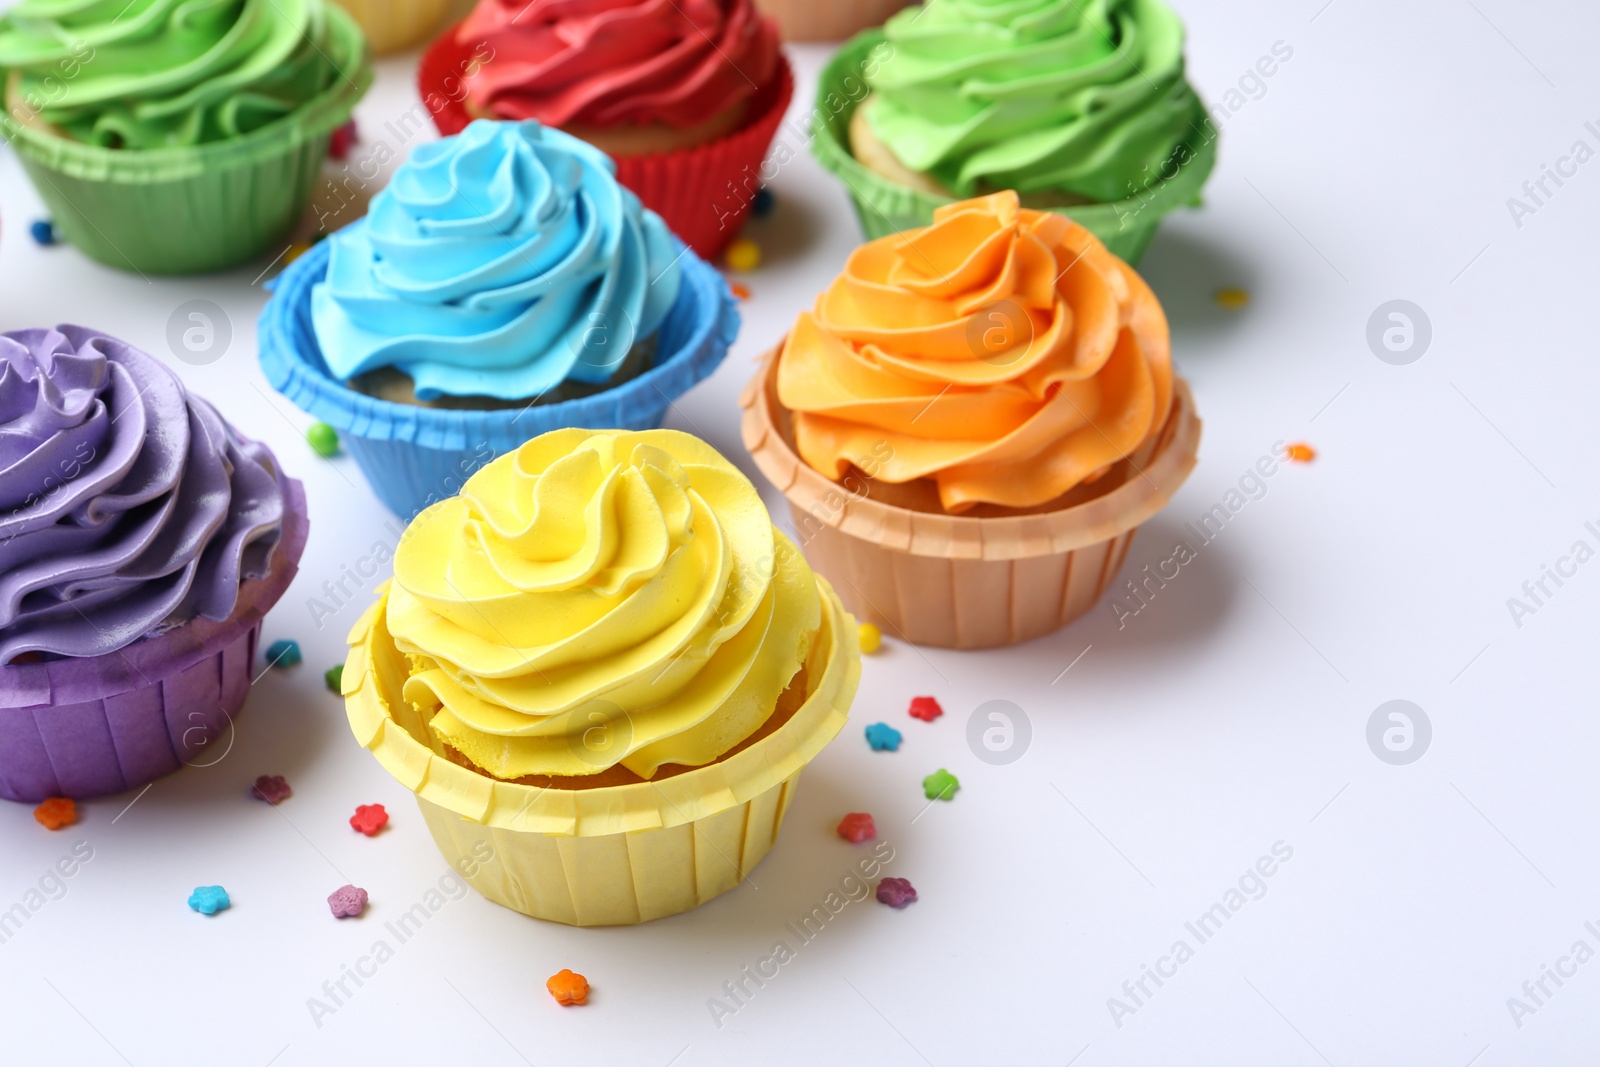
[251,775,291,805]
[877,877,917,908]
[908,697,943,722]
[328,885,369,919]
[836,813,876,844]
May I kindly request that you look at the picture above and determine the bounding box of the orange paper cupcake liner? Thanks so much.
[740,346,1203,649]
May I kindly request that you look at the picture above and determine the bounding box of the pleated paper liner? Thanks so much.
[258,236,740,519]
[811,32,1218,267]
[754,0,912,41]
[740,347,1203,649]
[0,8,370,275]
[332,0,450,54]
[420,26,794,258]
[0,480,309,803]
[342,576,860,927]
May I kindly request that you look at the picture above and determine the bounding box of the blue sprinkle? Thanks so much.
[29,219,56,246]
[265,639,302,669]
[752,187,775,218]
[188,885,230,916]
[865,722,902,752]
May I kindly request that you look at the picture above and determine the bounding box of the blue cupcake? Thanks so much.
[260,119,738,518]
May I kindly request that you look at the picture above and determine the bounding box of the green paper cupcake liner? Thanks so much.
[0,6,372,275]
[811,32,1218,266]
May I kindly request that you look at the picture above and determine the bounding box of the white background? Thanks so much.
[3,2,1599,1064]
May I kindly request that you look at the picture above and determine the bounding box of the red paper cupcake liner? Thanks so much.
[420,24,794,258]
[0,481,309,803]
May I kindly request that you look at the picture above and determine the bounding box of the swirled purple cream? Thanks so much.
[0,327,289,662]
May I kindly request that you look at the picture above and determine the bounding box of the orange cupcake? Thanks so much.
[742,191,1202,649]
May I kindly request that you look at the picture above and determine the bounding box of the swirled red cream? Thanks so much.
[454,0,779,130]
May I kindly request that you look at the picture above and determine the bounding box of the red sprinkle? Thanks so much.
[908,696,943,722]
[350,804,389,837]
[729,282,752,300]
[251,775,291,805]
[836,812,876,844]
[328,120,358,160]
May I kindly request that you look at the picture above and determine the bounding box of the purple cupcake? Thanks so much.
[0,327,308,802]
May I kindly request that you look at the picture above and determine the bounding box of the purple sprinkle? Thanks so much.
[251,775,291,805]
[876,877,917,909]
[328,885,368,919]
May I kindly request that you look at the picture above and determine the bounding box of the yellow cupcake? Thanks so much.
[343,428,860,925]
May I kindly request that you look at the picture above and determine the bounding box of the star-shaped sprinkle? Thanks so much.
[188,886,230,916]
[350,803,389,837]
[328,885,369,919]
[922,768,959,801]
[836,813,876,843]
[547,969,589,1006]
[908,696,943,722]
[865,723,902,752]
[33,797,76,830]
[265,639,301,668]
[251,775,291,805]
[877,878,917,908]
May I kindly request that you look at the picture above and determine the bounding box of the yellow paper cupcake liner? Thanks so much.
[343,576,860,925]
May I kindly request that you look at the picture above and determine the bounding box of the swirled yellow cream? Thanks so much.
[384,428,821,780]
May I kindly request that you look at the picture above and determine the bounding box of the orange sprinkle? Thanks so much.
[1215,288,1250,310]
[283,241,313,266]
[729,281,752,300]
[547,969,589,1006]
[1285,442,1316,463]
[34,797,76,830]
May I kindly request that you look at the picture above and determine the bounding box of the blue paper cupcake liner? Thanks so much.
[258,238,740,518]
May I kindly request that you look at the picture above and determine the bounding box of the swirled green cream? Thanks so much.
[863,0,1209,203]
[0,0,358,148]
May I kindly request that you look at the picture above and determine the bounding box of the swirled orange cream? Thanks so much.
[384,428,821,780]
[777,191,1173,512]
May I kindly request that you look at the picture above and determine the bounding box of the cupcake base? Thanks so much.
[0,480,309,803]
[812,33,1217,266]
[740,347,1202,649]
[342,574,859,926]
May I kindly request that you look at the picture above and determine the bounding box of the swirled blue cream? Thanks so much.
[311,120,683,401]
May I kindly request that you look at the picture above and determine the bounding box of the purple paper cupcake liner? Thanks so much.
[258,236,741,519]
[0,479,309,803]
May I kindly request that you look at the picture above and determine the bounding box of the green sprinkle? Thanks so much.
[922,768,960,801]
[307,422,340,457]
[325,664,344,693]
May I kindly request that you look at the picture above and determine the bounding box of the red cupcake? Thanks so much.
[422,0,793,257]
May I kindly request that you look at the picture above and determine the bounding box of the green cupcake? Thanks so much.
[814,0,1216,264]
[0,0,371,274]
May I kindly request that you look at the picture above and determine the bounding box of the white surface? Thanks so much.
[3,4,1599,1064]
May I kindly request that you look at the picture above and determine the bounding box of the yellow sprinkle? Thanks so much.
[284,241,313,265]
[1215,287,1250,309]
[724,237,762,273]
[857,622,882,655]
